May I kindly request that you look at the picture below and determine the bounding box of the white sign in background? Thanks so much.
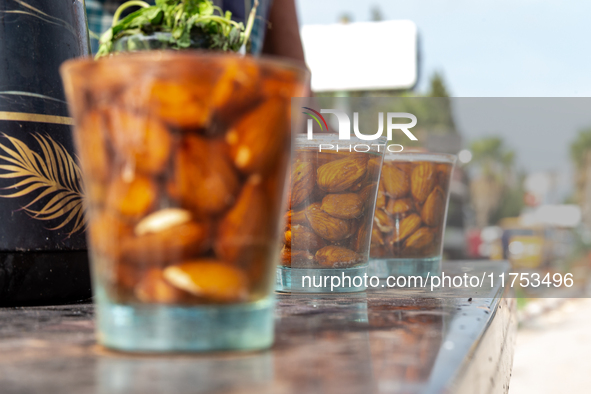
[301,20,418,92]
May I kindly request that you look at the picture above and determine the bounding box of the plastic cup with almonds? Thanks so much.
[368,152,457,278]
[276,134,387,292]
[60,52,309,352]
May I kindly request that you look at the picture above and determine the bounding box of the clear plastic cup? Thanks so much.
[369,152,457,278]
[61,51,309,352]
[276,134,387,292]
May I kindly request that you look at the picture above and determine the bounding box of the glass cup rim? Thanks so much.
[384,151,457,164]
[60,49,310,80]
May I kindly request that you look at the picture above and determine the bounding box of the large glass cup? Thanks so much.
[276,134,386,292]
[369,152,456,278]
[60,52,309,352]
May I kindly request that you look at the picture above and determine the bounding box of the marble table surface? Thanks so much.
[0,261,516,394]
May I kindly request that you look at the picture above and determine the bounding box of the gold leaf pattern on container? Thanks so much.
[0,133,86,235]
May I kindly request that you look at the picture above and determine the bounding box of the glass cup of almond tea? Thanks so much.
[60,52,309,352]
[369,152,456,278]
[276,134,387,292]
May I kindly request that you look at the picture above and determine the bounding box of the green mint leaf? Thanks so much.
[96,0,258,58]
[198,1,213,16]
[99,27,113,43]
[172,24,184,39]
[145,8,163,24]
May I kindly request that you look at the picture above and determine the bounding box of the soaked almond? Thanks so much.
[215,175,269,264]
[106,174,157,220]
[122,220,211,265]
[321,193,364,219]
[421,187,445,227]
[163,260,248,303]
[147,80,212,128]
[411,162,436,203]
[315,246,363,268]
[305,202,352,242]
[374,209,394,233]
[108,110,172,175]
[134,208,192,236]
[174,134,240,216]
[135,269,189,304]
[317,157,368,192]
[391,214,422,243]
[386,198,415,217]
[290,161,316,207]
[227,98,288,174]
[382,164,410,198]
[290,224,327,252]
[404,227,435,250]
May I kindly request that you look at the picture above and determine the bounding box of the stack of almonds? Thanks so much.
[370,161,453,259]
[281,150,383,269]
[74,54,305,305]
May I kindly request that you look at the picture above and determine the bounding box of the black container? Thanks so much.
[0,0,91,305]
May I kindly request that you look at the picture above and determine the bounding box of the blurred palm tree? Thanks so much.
[425,72,456,133]
[570,128,591,229]
[428,72,450,98]
[468,137,517,227]
[570,128,591,167]
[370,5,384,22]
[471,137,515,178]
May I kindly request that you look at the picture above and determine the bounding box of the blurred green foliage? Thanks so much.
[490,172,526,224]
[570,128,591,168]
[468,136,524,225]
[470,137,515,179]
[427,72,450,98]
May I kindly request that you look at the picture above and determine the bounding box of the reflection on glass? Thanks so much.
[96,351,274,394]
[368,298,445,391]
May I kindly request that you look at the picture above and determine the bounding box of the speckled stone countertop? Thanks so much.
[0,261,515,394]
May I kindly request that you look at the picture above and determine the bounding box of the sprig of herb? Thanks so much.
[95,0,258,59]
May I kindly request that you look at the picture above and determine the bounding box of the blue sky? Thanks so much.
[296,0,591,97]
